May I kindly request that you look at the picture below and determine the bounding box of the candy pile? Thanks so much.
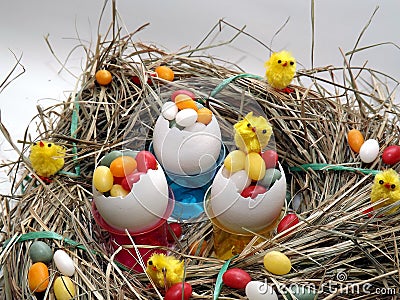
[161,90,213,130]
[28,241,76,299]
[93,150,158,197]
[223,149,282,199]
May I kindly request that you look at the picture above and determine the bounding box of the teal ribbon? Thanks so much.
[213,255,238,300]
[69,96,81,176]
[210,73,263,98]
[289,163,380,175]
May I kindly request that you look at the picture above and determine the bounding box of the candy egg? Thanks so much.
[241,185,267,199]
[54,276,75,300]
[259,168,282,188]
[222,268,252,289]
[197,107,213,125]
[359,139,379,163]
[110,184,129,197]
[121,172,145,191]
[161,102,178,120]
[184,122,206,132]
[93,166,114,193]
[347,129,364,153]
[171,89,196,101]
[174,94,198,111]
[224,150,246,173]
[263,251,291,275]
[229,170,251,192]
[245,152,266,181]
[155,66,174,81]
[29,241,53,264]
[261,150,278,169]
[175,109,198,127]
[28,262,50,292]
[164,282,192,300]
[100,150,123,167]
[277,213,299,234]
[283,286,317,300]
[53,250,75,276]
[245,281,278,300]
[109,156,137,177]
[382,145,400,165]
[135,150,158,172]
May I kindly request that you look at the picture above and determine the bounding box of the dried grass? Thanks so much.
[1,3,400,300]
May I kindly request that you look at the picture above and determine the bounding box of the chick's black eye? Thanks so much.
[148,260,153,265]
[247,123,251,128]
[262,129,267,134]
[48,144,52,147]
[379,180,384,185]
[290,61,294,65]
[277,60,282,64]
[391,184,396,189]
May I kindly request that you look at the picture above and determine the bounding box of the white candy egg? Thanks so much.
[229,169,251,192]
[359,138,379,163]
[161,101,178,120]
[175,109,198,127]
[245,281,278,300]
[184,122,206,132]
[53,250,75,276]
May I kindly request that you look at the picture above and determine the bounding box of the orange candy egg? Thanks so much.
[155,66,174,81]
[28,262,50,292]
[174,94,198,111]
[109,156,137,177]
[347,129,364,153]
[197,107,213,125]
[95,70,113,86]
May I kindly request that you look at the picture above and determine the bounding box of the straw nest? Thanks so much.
[1,11,400,300]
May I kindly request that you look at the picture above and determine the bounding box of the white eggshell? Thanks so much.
[152,114,222,175]
[229,170,251,192]
[359,139,379,163]
[161,101,178,120]
[53,250,75,276]
[184,122,206,132]
[175,109,198,127]
[209,163,286,233]
[93,159,169,231]
[245,281,278,300]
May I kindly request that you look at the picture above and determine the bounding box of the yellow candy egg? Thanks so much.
[224,150,246,173]
[245,152,266,181]
[93,166,114,193]
[110,184,129,198]
[263,251,291,275]
[174,94,198,111]
[54,276,75,300]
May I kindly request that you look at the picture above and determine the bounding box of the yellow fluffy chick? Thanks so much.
[234,112,272,153]
[29,141,66,178]
[370,169,400,214]
[146,253,184,289]
[264,50,296,93]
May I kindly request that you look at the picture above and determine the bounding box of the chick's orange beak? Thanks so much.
[251,127,256,133]
[39,141,44,147]
[282,61,288,67]
[384,183,391,189]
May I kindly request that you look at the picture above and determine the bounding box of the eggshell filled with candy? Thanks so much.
[93,151,169,231]
[359,139,380,163]
[382,145,400,165]
[222,268,252,289]
[152,110,222,176]
[209,162,286,233]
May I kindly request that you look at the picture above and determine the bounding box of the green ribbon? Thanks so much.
[210,73,263,98]
[213,255,238,300]
[289,163,380,175]
[69,96,81,176]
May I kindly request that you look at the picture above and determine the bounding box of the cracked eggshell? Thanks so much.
[93,162,169,232]
[209,163,286,233]
[152,114,222,175]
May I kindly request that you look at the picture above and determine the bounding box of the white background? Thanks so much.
[0,0,399,194]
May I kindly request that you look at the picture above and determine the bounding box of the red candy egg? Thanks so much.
[382,145,400,165]
[135,150,158,172]
[261,150,279,169]
[222,268,252,289]
[165,282,192,300]
[277,213,299,234]
[121,172,145,191]
[167,222,183,243]
[171,89,196,102]
[241,185,267,199]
